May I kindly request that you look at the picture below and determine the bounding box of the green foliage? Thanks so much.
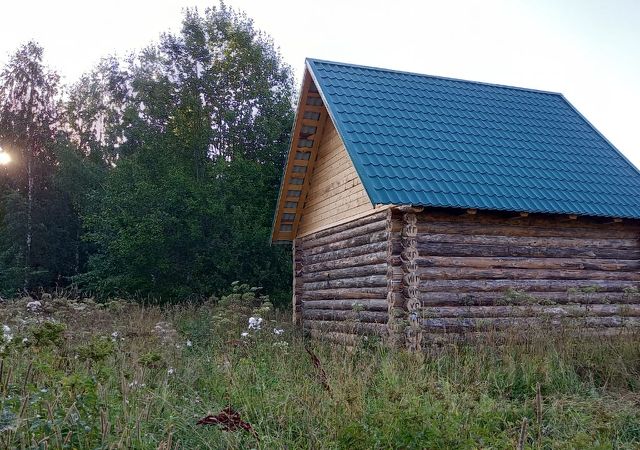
[30,321,66,347]
[210,282,274,340]
[624,286,640,298]
[74,3,294,302]
[76,336,115,362]
[501,288,538,305]
[0,3,294,303]
[2,299,640,448]
[568,285,601,294]
[0,42,68,293]
[139,351,164,368]
[80,148,291,300]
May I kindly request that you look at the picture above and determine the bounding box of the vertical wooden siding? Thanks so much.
[297,120,373,237]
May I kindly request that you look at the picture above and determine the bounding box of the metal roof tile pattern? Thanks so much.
[306,59,640,219]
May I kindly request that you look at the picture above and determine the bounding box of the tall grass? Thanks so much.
[1,296,640,449]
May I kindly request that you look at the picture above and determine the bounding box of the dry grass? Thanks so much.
[1,293,640,449]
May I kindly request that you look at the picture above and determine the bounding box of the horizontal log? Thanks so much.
[421,316,640,333]
[303,319,387,336]
[417,233,638,250]
[421,327,638,344]
[420,304,640,319]
[416,242,640,259]
[303,299,389,311]
[417,256,640,272]
[415,211,640,235]
[302,309,388,323]
[303,275,387,292]
[416,220,639,239]
[299,219,387,251]
[303,242,388,265]
[419,279,638,293]
[298,210,389,242]
[306,329,359,346]
[302,231,388,257]
[301,287,388,300]
[302,263,387,282]
[304,252,387,273]
[418,267,640,281]
[418,291,640,307]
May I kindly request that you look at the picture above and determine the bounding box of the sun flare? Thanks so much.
[0,152,11,165]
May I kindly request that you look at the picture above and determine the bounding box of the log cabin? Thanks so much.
[272,59,640,349]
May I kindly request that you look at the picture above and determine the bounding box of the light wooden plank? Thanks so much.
[300,137,374,235]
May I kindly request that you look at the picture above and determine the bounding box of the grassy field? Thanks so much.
[1,287,640,449]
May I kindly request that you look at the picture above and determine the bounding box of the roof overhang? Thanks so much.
[271,65,330,243]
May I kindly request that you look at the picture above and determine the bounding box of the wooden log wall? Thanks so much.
[414,209,640,342]
[296,210,391,344]
[294,206,640,347]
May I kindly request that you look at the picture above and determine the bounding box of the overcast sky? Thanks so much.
[2,0,639,165]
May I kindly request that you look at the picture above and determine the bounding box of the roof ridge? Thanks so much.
[306,57,564,97]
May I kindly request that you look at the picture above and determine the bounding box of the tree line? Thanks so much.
[0,5,294,303]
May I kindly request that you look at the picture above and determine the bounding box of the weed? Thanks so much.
[1,293,640,449]
[77,336,115,362]
[139,351,163,368]
[31,321,66,347]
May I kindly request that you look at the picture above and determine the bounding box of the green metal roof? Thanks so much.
[306,58,640,219]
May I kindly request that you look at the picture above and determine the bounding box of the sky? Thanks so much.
[1,0,639,165]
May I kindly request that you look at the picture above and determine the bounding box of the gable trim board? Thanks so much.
[271,70,330,242]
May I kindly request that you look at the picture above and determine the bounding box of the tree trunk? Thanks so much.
[24,156,32,291]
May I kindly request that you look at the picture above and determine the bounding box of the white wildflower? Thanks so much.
[186,340,193,347]
[110,331,124,342]
[273,328,284,335]
[26,300,42,312]
[152,321,178,344]
[248,316,263,330]
[2,325,12,343]
[241,332,249,338]
[167,367,175,375]
[128,380,145,389]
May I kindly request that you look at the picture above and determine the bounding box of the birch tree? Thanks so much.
[0,42,60,290]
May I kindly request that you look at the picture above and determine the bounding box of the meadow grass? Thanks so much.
[1,294,640,449]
